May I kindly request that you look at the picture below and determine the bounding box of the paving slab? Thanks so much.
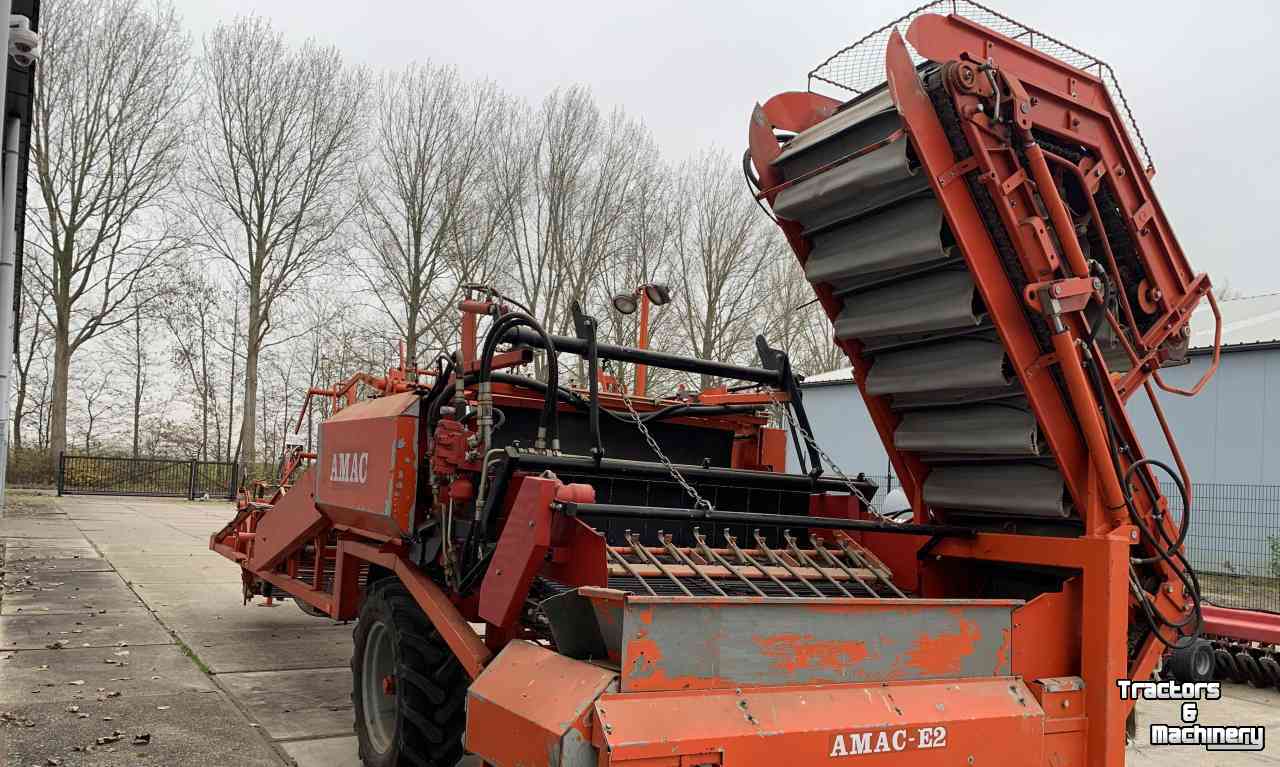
[280,735,361,767]
[193,632,354,674]
[0,690,284,767]
[1,570,146,616]
[217,667,354,740]
[0,609,173,650]
[2,555,114,574]
[0,644,216,704]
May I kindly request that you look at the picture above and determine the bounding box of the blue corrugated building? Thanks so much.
[788,292,1280,576]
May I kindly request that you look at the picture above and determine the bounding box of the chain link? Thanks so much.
[773,396,879,513]
[617,388,715,512]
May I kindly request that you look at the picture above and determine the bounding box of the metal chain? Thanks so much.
[772,396,879,513]
[617,387,715,511]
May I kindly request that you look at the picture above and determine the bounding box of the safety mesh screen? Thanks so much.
[807,0,1152,170]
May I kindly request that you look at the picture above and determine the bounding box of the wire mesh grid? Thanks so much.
[862,475,1279,613]
[1166,481,1280,614]
[807,0,1152,170]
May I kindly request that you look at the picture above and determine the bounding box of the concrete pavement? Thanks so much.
[2,490,1278,765]
[2,491,357,766]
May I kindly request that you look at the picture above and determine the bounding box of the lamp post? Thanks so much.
[611,283,671,396]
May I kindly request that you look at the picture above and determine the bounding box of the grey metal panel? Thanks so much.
[773,139,928,231]
[835,269,985,342]
[772,89,898,176]
[895,404,1042,457]
[924,463,1070,518]
[617,598,1014,690]
[866,335,1011,399]
[805,196,951,291]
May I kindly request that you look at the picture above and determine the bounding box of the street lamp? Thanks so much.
[609,282,671,396]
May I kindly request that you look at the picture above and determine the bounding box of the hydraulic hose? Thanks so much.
[478,311,559,450]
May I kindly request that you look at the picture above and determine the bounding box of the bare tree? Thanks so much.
[13,279,50,450]
[27,0,190,470]
[595,153,679,390]
[672,149,773,389]
[160,265,223,460]
[758,253,845,377]
[492,86,649,341]
[188,17,363,468]
[353,63,505,366]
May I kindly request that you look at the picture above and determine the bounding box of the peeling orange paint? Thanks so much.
[752,633,871,676]
[904,618,982,676]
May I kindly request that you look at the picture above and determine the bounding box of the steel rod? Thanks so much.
[560,502,971,538]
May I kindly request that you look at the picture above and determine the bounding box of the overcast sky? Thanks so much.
[175,0,1280,293]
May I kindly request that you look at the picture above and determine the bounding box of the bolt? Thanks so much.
[1019,102,1029,114]
[1063,699,1071,709]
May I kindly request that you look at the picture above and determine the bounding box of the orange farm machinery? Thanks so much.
[212,4,1230,766]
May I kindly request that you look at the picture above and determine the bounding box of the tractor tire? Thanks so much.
[352,578,468,767]
[1166,638,1215,683]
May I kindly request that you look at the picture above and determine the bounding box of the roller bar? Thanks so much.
[502,326,784,387]
[556,501,973,537]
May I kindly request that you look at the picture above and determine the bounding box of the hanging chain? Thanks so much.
[617,387,715,512]
[772,394,879,513]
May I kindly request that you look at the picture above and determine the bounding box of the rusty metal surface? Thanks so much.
[466,641,617,767]
[594,676,1044,764]
[578,591,1016,692]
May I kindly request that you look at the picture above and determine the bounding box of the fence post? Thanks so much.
[56,452,65,496]
[187,460,197,501]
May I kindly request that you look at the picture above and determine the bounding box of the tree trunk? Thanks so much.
[239,292,262,473]
[48,327,70,470]
[12,384,23,449]
[199,316,209,461]
[405,300,419,369]
[132,310,143,457]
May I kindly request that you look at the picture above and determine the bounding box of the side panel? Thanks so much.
[314,391,419,535]
[610,595,1015,692]
[466,641,617,767]
[595,677,1044,765]
[246,464,325,571]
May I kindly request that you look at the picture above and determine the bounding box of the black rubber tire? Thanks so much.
[352,578,468,767]
[1166,638,1215,683]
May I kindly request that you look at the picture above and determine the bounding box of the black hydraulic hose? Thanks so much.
[479,312,559,447]
[1124,458,1191,553]
[484,372,761,424]
[1083,343,1202,643]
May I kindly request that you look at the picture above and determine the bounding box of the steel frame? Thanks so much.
[746,12,1214,767]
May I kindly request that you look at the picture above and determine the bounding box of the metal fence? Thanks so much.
[56,453,239,500]
[859,474,1280,613]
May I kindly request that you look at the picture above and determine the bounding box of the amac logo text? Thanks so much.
[330,452,369,484]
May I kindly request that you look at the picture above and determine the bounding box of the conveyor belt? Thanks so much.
[771,78,1071,521]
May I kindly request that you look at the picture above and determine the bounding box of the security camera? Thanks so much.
[8,15,40,68]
